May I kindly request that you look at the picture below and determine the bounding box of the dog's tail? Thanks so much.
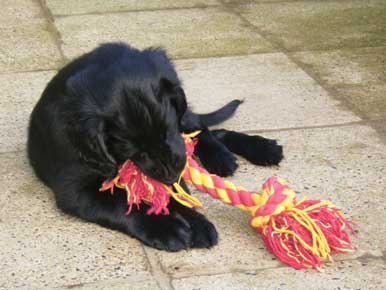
[198,99,242,127]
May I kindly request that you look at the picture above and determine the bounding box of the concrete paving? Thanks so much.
[0,1,62,72]
[55,7,274,60]
[0,0,385,290]
[237,0,386,51]
[291,47,386,120]
[0,71,55,152]
[175,54,359,132]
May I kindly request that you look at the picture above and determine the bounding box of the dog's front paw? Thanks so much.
[198,145,238,177]
[189,214,218,248]
[246,137,284,166]
[135,212,193,252]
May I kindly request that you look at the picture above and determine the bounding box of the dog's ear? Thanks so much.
[79,121,117,178]
[66,69,117,167]
[158,78,187,119]
[79,118,117,166]
[95,123,116,165]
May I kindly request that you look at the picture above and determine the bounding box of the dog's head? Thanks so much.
[102,77,188,184]
[67,46,189,184]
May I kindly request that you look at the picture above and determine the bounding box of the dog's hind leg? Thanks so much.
[212,129,284,166]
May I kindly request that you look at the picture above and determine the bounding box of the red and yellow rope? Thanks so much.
[101,132,355,270]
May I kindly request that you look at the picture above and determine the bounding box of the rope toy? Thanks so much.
[100,132,355,270]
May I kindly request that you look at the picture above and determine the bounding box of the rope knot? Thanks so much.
[250,176,296,228]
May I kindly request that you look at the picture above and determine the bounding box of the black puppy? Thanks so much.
[28,43,283,251]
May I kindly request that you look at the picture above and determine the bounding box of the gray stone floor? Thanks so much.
[0,0,385,289]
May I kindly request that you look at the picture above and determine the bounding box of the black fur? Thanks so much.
[212,129,284,166]
[27,43,283,251]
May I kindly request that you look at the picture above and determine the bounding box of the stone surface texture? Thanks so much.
[55,7,274,60]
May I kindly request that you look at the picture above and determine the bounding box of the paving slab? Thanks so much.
[0,71,56,153]
[148,125,386,278]
[0,0,42,21]
[237,0,386,51]
[175,54,359,132]
[0,152,152,290]
[47,0,220,15]
[291,47,386,120]
[0,19,62,72]
[54,7,275,60]
[0,0,62,72]
[172,259,386,290]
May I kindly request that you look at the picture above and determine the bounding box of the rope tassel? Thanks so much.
[100,132,355,270]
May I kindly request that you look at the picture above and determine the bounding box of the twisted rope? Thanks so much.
[101,132,355,270]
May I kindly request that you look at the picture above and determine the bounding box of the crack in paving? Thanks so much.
[142,246,175,290]
[240,119,385,134]
[0,68,58,75]
[170,264,287,280]
[170,253,385,281]
[53,275,154,289]
[53,4,219,18]
[35,0,68,64]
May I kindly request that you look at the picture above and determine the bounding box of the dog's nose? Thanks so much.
[160,169,181,185]
[161,178,175,185]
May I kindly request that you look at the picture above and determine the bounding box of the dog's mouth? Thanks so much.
[153,175,180,186]
[165,179,178,186]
